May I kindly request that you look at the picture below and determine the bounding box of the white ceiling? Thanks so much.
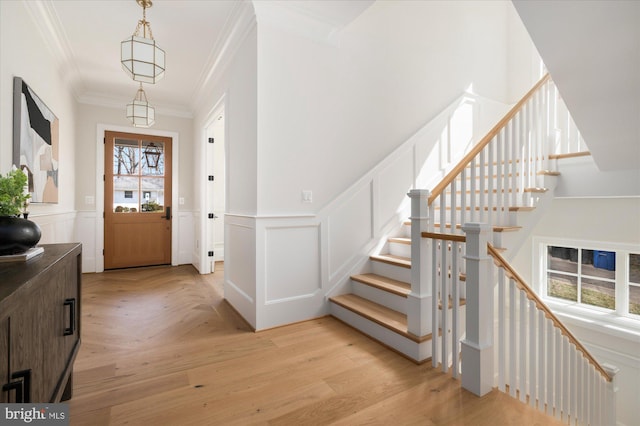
[38,0,240,117]
[32,0,373,118]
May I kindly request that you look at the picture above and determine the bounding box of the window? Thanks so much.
[537,238,640,321]
[629,254,640,315]
[547,247,616,310]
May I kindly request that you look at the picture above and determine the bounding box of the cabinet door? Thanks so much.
[62,253,80,363]
[0,318,8,403]
[10,262,65,402]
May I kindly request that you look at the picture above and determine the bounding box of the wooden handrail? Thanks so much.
[428,73,551,205]
[421,232,466,243]
[486,244,612,382]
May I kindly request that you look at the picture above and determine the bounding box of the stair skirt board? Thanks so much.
[329,302,432,364]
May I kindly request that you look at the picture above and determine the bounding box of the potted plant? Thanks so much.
[0,168,41,255]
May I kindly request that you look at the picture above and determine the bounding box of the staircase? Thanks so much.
[329,74,561,363]
[330,221,429,362]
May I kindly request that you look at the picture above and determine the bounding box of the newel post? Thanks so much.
[461,222,493,396]
[407,189,432,337]
[603,363,619,425]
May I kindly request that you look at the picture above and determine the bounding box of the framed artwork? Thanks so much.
[12,76,59,203]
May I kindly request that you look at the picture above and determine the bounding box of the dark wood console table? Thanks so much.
[0,243,81,402]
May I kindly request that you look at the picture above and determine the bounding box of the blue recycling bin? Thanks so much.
[593,250,615,271]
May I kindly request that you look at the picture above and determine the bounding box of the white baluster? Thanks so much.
[470,158,477,222]
[479,151,485,223]
[509,278,517,398]
[519,290,527,403]
[452,240,459,378]
[529,298,537,409]
[441,237,448,372]
[562,337,570,423]
[537,309,546,413]
[546,318,554,417]
[498,267,506,392]
[554,328,562,420]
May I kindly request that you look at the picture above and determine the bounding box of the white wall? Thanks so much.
[191,6,258,321]
[255,0,536,215]
[0,1,77,224]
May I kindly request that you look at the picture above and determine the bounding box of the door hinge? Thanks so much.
[208,137,214,144]
[102,249,105,255]
[103,137,106,144]
[208,251,214,257]
[208,175,214,181]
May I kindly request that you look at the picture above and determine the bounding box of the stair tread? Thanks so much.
[370,254,411,268]
[330,294,429,343]
[388,237,411,245]
[351,273,411,297]
[537,170,561,176]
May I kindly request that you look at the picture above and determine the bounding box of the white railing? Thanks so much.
[407,74,615,423]
[463,224,618,425]
[426,73,587,234]
[412,222,619,425]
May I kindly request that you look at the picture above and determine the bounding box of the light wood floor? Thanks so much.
[69,264,562,425]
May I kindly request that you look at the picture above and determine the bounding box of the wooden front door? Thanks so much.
[104,131,172,269]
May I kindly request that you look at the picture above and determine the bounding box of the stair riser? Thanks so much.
[330,302,431,363]
[388,241,411,258]
[352,280,407,314]
[431,210,516,228]
[371,261,411,283]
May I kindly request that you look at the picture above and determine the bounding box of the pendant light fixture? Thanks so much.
[121,0,165,84]
[126,83,155,128]
[143,143,162,168]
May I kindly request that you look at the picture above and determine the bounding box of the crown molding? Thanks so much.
[190,0,257,112]
[78,93,194,119]
[21,0,85,100]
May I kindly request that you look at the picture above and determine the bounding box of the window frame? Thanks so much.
[533,236,640,338]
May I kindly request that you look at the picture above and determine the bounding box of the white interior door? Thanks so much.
[204,109,226,273]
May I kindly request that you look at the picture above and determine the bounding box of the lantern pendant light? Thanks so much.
[121,0,165,84]
[126,83,155,128]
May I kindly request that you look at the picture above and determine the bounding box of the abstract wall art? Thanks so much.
[12,77,59,203]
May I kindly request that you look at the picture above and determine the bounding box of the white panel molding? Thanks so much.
[177,210,194,265]
[262,223,321,304]
[74,210,97,272]
[30,211,77,245]
[224,215,257,327]
[223,94,510,330]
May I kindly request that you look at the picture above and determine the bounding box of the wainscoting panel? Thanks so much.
[75,211,97,272]
[327,183,373,281]
[377,148,413,230]
[225,215,257,328]
[264,224,320,303]
[177,211,194,266]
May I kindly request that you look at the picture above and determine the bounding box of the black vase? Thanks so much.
[0,216,42,255]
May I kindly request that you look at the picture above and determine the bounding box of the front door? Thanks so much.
[104,131,172,269]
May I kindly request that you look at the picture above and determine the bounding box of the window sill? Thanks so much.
[544,299,640,344]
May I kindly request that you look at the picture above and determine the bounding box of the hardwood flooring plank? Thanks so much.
[69,264,564,426]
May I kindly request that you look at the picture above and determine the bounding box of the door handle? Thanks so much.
[163,206,171,221]
[64,298,76,336]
